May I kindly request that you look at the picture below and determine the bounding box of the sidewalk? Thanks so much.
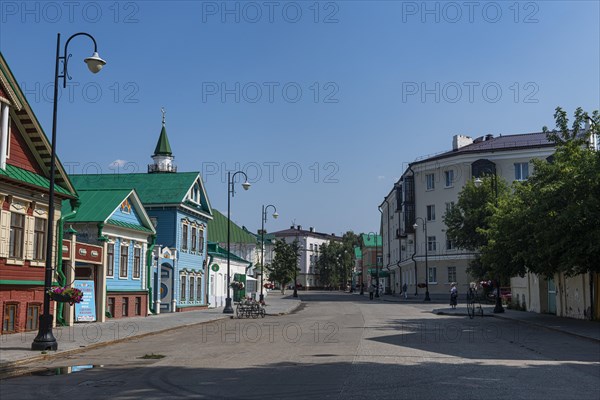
[0,292,301,370]
[433,305,600,343]
[379,293,600,343]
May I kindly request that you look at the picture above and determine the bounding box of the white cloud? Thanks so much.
[377,175,386,181]
[109,159,128,168]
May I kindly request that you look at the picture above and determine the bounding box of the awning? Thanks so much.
[368,268,390,277]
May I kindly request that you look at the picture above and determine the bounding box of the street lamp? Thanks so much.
[366,232,380,298]
[32,33,106,351]
[474,173,504,313]
[223,171,251,314]
[259,204,278,303]
[413,217,431,302]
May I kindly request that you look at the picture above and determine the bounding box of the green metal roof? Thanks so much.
[361,233,382,247]
[354,246,362,259]
[62,189,132,222]
[106,219,154,233]
[154,125,173,156]
[207,209,258,244]
[0,164,74,197]
[69,173,208,210]
[207,242,252,264]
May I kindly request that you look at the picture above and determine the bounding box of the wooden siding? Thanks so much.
[147,209,176,246]
[0,261,44,281]
[7,119,43,174]
[105,237,144,291]
[110,196,145,226]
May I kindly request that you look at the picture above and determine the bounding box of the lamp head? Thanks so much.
[84,52,106,73]
[242,181,251,191]
[413,223,418,229]
[474,177,483,188]
[272,212,279,219]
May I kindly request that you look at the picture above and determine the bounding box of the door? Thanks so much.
[547,278,557,314]
[160,264,173,312]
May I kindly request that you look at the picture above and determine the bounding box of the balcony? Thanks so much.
[148,164,177,173]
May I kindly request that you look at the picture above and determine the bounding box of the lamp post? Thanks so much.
[259,204,278,303]
[413,217,431,302]
[474,173,504,313]
[223,171,251,314]
[366,232,380,298]
[32,33,106,351]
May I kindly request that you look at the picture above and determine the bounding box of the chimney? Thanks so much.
[290,225,295,229]
[297,225,302,230]
[452,135,473,150]
[309,227,314,232]
[485,134,494,141]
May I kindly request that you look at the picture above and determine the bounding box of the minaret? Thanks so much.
[148,108,176,173]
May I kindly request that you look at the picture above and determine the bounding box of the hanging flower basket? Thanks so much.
[230,281,245,290]
[47,287,84,305]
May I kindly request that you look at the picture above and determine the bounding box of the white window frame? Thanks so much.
[444,170,454,187]
[428,266,437,284]
[426,173,435,190]
[426,205,436,221]
[427,236,436,252]
[514,162,529,181]
[447,266,457,283]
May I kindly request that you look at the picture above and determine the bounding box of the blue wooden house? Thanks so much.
[70,115,213,313]
[61,189,155,320]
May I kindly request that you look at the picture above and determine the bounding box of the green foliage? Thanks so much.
[481,107,600,278]
[316,231,359,289]
[267,239,300,290]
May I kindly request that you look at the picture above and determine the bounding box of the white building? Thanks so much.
[382,132,556,299]
[273,225,341,289]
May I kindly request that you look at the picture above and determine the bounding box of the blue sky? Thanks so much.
[1,1,599,235]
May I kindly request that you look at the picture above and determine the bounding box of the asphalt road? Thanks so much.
[1,292,598,399]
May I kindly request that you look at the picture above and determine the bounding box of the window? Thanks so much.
[107,297,115,317]
[9,213,25,258]
[182,223,188,251]
[107,243,115,277]
[515,162,529,181]
[446,238,455,250]
[197,277,202,301]
[3,304,17,332]
[191,227,197,252]
[134,297,141,316]
[428,267,437,284]
[120,245,129,278]
[26,304,40,331]
[426,173,435,190]
[426,205,436,221]
[122,297,129,316]
[33,217,46,260]
[427,236,436,252]
[445,201,455,213]
[444,170,454,187]
[448,266,457,283]
[181,275,187,301]
[199,228,205,253]
[133,247,141,279]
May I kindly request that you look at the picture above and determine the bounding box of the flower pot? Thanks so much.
[49,293,73,303]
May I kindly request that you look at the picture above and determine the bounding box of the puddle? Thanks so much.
[31,365,104,376]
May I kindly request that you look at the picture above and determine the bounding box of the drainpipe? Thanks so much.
[55,198,80,326]
[146,235,157,314]
[205,254,213,306]
[408,164,418,296]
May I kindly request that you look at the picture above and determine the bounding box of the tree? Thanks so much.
[443,176,509,280]
[483,107,600,278]
[267,239,300,294]
[316,232,359,289]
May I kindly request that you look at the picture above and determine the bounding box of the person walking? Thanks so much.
[450,283,458,309]
[369,284,374,300]
[402,282,408,300]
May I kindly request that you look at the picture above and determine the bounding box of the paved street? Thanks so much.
[1,292,599,399]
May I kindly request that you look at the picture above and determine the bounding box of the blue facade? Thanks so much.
[148,203,210,311]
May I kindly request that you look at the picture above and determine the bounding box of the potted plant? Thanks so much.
[230,281,245,290]
[47,287,84,305]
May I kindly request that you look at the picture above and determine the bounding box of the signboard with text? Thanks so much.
[74,280,97,322]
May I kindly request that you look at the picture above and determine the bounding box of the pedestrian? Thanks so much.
[402,282,408,300]
[450,282,458,309]
[369,284,374,300]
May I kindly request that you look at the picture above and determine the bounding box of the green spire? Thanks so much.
[153,107,172,156]
[154,125,172,156]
